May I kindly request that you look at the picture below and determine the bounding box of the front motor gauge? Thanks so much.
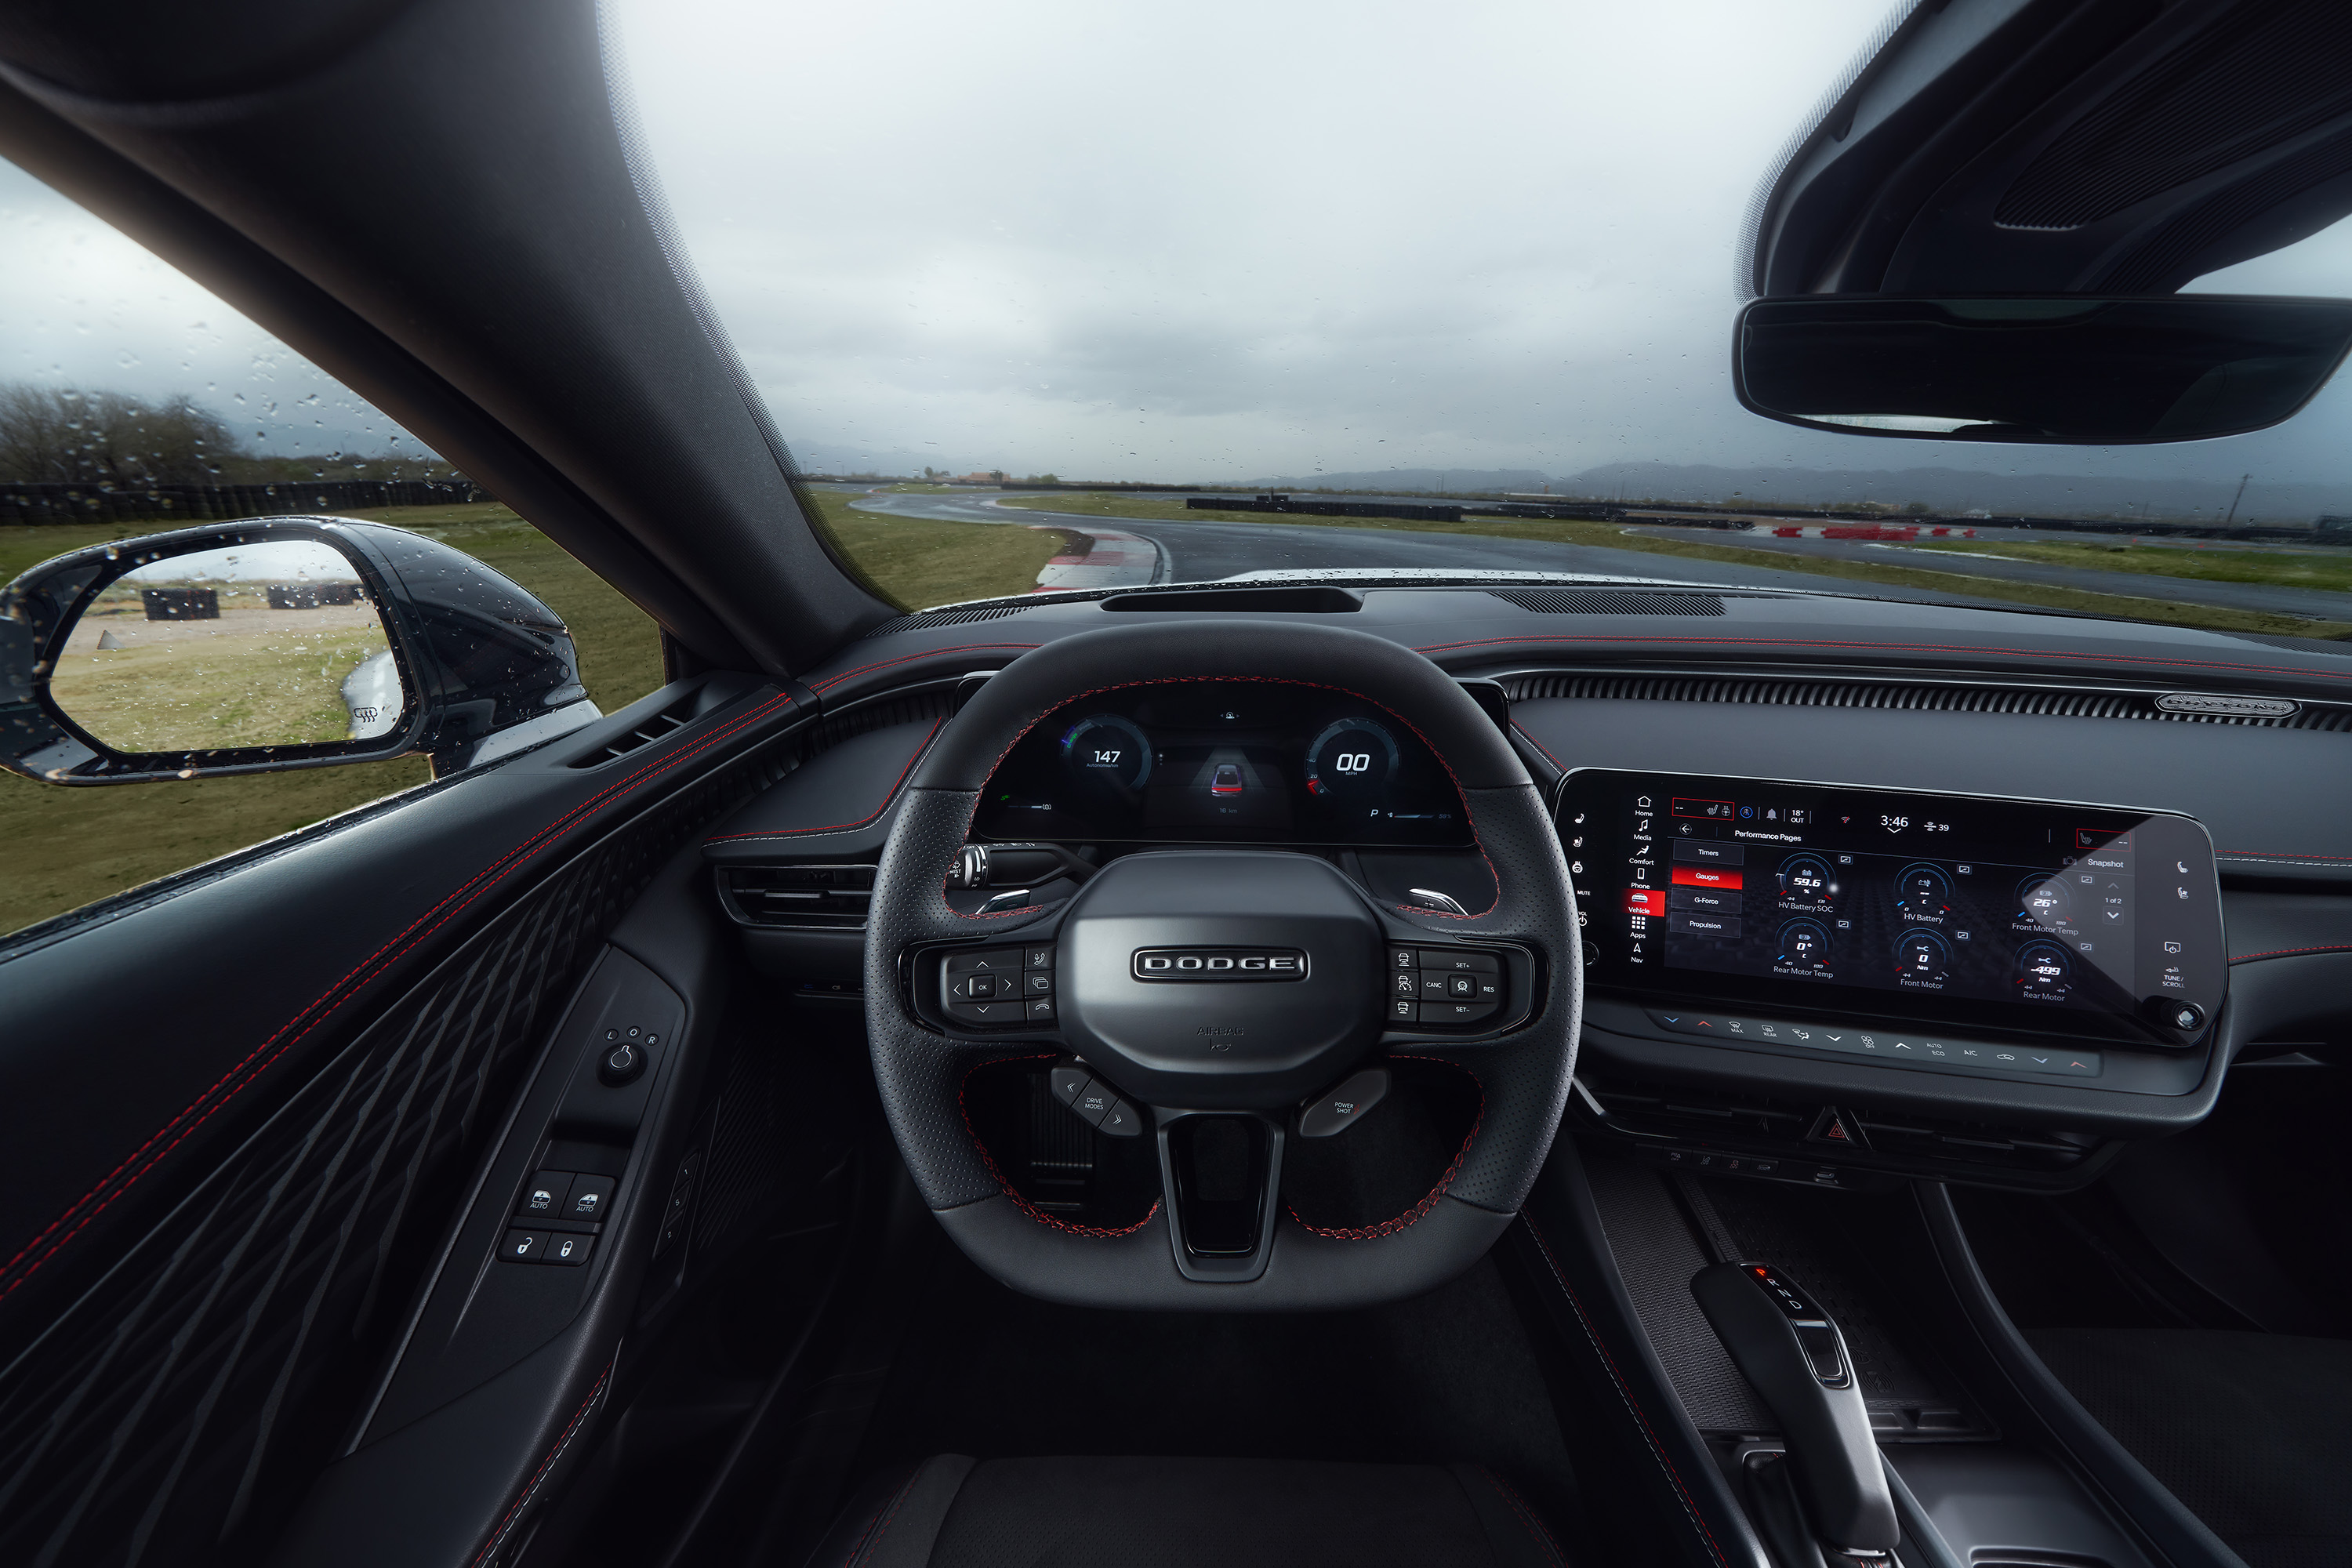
[1893,928,1951,986]
[1058,713,1152,792]
[1305,717,1400,797]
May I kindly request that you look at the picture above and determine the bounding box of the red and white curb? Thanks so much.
[1028,525,1166,590]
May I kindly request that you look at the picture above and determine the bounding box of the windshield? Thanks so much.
[608,0,2352,644]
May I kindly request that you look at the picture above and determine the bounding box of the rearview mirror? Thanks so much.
[2,518,600,784]
[1733,294,2352,443]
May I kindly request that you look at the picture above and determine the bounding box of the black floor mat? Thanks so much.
[2029,1327,2352,1568]
[845,1239,1584,1544]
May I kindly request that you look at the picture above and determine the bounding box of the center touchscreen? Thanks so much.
[1560,769,2227,1040]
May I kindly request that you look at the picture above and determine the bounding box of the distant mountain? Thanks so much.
[1554,462,2351,522]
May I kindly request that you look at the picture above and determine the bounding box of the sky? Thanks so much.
[2,0,2350,511]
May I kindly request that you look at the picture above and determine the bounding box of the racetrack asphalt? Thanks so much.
[836,487,2352,623]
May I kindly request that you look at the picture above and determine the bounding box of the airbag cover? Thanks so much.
[1058,851,1380,1108]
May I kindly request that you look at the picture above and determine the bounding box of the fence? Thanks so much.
[0,478,483,526]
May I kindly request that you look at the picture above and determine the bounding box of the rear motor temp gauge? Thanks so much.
[1305,717,1401,798]
[1059,713,1152,792]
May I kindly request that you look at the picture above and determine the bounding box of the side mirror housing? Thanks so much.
[1733,294,2352,443]
[0,517,600,785]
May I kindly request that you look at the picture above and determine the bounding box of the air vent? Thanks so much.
[1500,673,2352,732]
[1099,585,1362,613]
[1487,589,1729,616]
[862,605,1027,638]
[718,865,874,928]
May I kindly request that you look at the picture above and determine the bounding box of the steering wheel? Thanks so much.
[863,620,1580,1308]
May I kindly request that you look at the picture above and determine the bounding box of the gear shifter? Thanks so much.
[1691,1261,1899,1563]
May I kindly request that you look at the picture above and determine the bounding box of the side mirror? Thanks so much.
[1733,294,2352,443]
[0,517,601,784]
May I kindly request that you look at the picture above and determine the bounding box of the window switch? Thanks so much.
[517,1171,573,1221]
[563,1174,615,1223]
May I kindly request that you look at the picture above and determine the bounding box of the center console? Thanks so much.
[1557,769,2232,1192]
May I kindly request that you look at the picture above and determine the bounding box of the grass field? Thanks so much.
[1914,538,2352,593]
[994,492,2352,641]
[0,504,664,938]
[806,488,1077,608]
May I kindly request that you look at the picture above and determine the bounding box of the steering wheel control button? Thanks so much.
[1025,972,1054,995]
[1389,946,1421,971]
[946,999,1022,1025]
[1299,1068,1390,1138]
[1025,946,1055,969]
[1050,1063,1094,1108]
[1419,947,1501,974]
[1391,971,1420,997]
[1070,1083,1120,1125]
[1642,1008,2103,1078]
[1025,998,1057,1020]
[518,1171,572,1220]
[501,1230,546,1264]
[543,1232,594,1267]
[944,947,1022,973]
[562,1174,615,1222]
[597,1040,648,1087]
[1388,997,1417,1022]
[1422,1000,1498,1025]
[937,947,1046,1029]
[952,973,1006,999]
[1095,1098,1143,1137]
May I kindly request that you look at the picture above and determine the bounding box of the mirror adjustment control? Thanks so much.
[598,1038,648,1086]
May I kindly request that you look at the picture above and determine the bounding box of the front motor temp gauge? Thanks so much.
[1305,717,1401,797]
[1058,713,1152,792]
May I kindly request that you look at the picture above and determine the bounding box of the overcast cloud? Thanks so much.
[605,0,2352,503]
[2,2,2349,511]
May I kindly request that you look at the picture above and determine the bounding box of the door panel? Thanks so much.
[0,674,805,1566]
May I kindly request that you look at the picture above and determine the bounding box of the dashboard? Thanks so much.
[971,681,1473,848]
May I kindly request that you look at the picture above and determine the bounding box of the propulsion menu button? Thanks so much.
[1667,913,1741,938]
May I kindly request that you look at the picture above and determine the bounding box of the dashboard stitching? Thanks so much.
[1510,720,1570,779]
[2219,852,2352,864]
[1287,1056,1483,1241]
[1416,632,2352,684]
[702,717,942,842]
[957,1053,1161,1237]
[1520,1216,1733,1568]
[941,675,1502,923]
[0,690,800,1305]
[2231,944,2352,963]
[807,643,1041,695]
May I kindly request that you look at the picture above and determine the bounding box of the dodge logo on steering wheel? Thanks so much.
[1131,948,1309,981]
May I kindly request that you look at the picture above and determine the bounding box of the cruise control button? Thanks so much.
[1446,974,1477,999]
[1388,997,1417,1023]
[1421,1000,1498,1025]
[1418,975,1450,1001]
[1050,1063,1093,1108]
[1389,947,1421,971]
[1391,971,1421,997]
[1299,1068,1389,1138]
[1417,948,1500,974]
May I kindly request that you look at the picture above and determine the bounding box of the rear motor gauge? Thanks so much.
[1305,717,1401,798]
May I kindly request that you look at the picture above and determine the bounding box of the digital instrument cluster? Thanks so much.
[1560,769,2228,1043]
[971,682,1472,847]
